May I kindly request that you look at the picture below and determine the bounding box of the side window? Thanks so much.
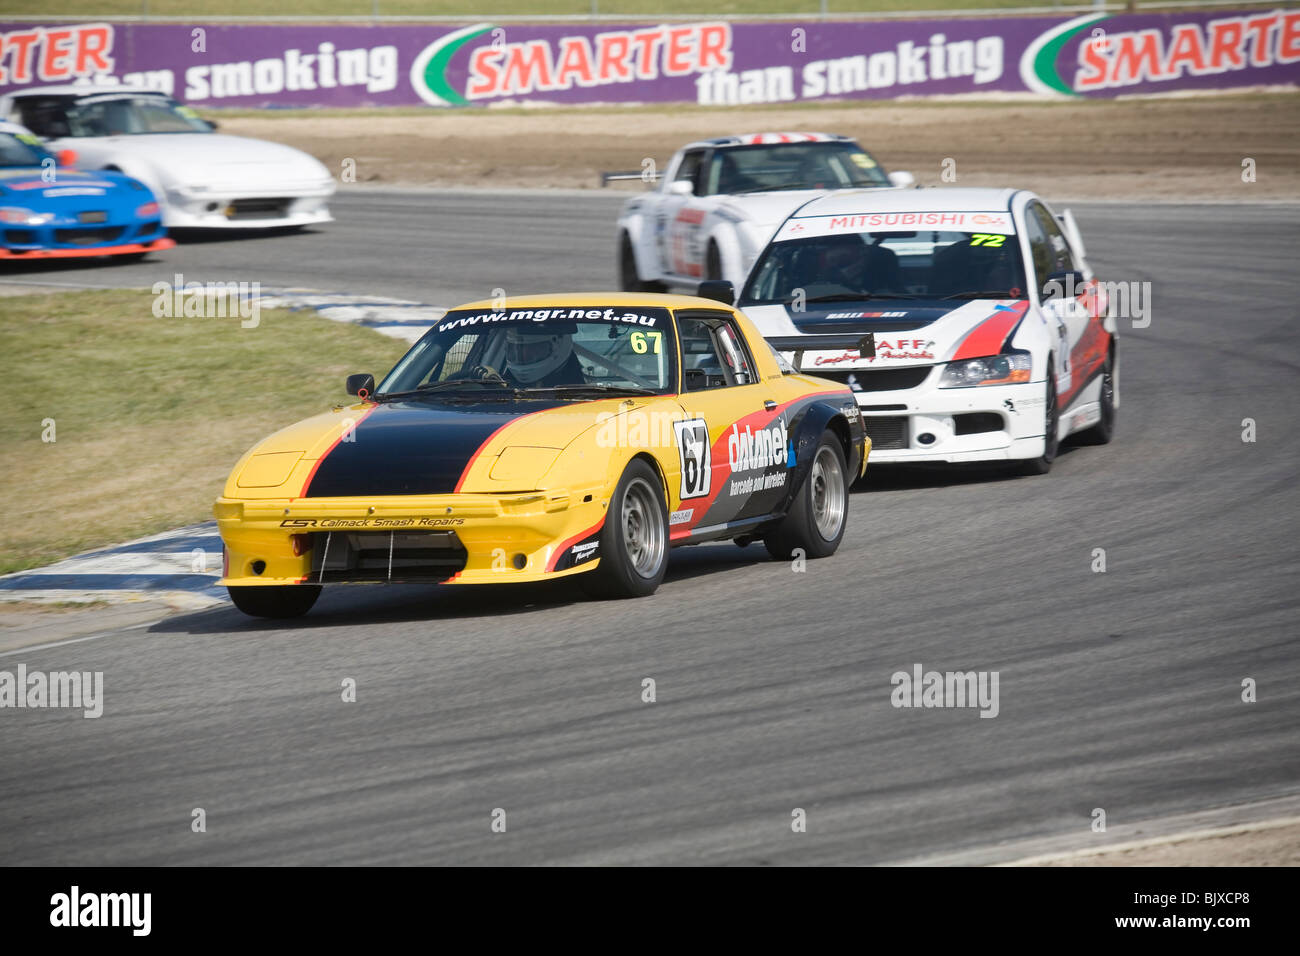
[19,100,72,138]
[671,150,704,193]
[715,323,755,385]
[766,340,796,375]
[678,315,756,391]
[1031,202,1076,274]
[1021,210,1053,290]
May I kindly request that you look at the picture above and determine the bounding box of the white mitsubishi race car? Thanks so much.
[736,187,1117,474]
[0,86,335,229]
[616,132,913,294]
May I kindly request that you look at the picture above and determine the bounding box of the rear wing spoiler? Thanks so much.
[1056,207,1087,261]
[767,334,876,362]
[600,170,662,187]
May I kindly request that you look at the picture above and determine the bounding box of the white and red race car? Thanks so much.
[616,132,913,294]
[735,187,1117,473]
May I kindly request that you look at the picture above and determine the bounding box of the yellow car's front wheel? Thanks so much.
[229,584,322,619]
[585,459,669,599]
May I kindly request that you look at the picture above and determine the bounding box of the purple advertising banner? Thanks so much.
[0,11,1297,109]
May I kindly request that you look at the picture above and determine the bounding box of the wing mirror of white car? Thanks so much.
[1041,270,1086,303]
[696,280,735,305]
[667,179,694,196]
[887,170,916,188]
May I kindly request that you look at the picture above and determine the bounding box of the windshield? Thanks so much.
[378,306,678,396]
[741,221,1027,304]
[59,95,211,137]
[700,142,889,195]
[0,131,48,167]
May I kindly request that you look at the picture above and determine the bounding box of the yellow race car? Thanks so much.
[215,293,870,617]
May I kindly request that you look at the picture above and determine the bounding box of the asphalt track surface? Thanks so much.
[1,193,1297,865]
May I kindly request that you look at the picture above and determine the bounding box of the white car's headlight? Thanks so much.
[0,207,53,225]
[939,353,1031,388]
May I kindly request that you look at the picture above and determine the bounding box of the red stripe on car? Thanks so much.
[297,403,378,498]
[950,301,1029,361]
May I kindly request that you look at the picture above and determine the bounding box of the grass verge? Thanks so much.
[0,289,410,574]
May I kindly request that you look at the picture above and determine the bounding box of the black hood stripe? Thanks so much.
[302,399,566,498]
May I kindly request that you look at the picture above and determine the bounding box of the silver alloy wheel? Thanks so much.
[622,477,665,577]
[810,445,846,541]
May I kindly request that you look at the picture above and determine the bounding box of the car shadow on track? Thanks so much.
[149,543,774,634]
[150,578,585,635]
[0,256,156,276]
[852,444,1083,492]
[148,457,1083,635]
[167,226,326,244]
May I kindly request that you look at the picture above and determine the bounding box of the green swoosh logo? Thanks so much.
[1021,14,1109,96]
[411,23,495,106]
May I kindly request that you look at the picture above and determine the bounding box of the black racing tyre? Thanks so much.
[764,432,849,561]
[705,241,723,281]
[1075,347,1116,445]
[584,458,669,599]
[1015,368,1059,476]
[228,584,321,618]
[112,252,149,264]
[618,232,666,293]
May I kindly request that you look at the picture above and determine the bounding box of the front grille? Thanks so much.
[809,366,931,392]
[227,198,291,220]
[309,529,468,583]
[54,226,124,245]
[862,415,909,450]
[77,210,108,224]
[953,412,1004,436]
[4,229,36,245]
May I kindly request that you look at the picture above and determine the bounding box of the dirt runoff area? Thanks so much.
[215,92,1299,200]
[1015,818,1300,866]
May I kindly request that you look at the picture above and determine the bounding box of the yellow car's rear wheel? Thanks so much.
[764,432,848,561]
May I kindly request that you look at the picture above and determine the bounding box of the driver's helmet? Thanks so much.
[505,327,574,384]
[820,235,867,285]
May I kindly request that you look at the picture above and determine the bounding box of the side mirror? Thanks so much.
[55,149,77,167]
[346,373,375,398]
[1041,270,1086,302]
[206,119,219,131]
[667,179,693,196]
[887,170,916,188]
[696,279,734,305]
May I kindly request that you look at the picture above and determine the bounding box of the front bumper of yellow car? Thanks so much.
[215,489,610,587]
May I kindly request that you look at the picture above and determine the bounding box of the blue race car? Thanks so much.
[0,119,174,261]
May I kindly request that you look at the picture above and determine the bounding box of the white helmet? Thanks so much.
[505,328,574,384]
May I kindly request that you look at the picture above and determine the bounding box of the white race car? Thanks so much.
[0,86,335,229]
[616,132,913,294]
[735,187,1117,474]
